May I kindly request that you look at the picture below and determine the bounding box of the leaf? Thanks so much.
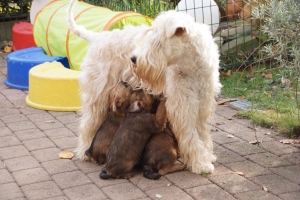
[262,184,268,192]
[262,73,273,79]
[221,70,231,77]
[45,120,56,123]
[227,134,235,138]
[155,194,162,199]
[249,65,255,75]
[217,98,237,105]
[234,171,245,176]
[281,77,289,85]
[4,46,12,53]
[279,139,300,144]
[249,140,260,145]
[58,150,74,159]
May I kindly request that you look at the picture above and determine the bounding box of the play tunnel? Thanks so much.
[33,0,153,70]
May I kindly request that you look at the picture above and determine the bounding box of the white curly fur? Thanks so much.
[67,0,221,174]
[131,11,222,173]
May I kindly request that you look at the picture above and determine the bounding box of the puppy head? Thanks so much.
[127,89,155,113]
[109,82,132,116]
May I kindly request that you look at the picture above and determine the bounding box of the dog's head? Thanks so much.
[130,10,191,94]
[109,81,132,116]
[127,89,155,113]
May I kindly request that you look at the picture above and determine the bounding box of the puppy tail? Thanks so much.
[67,0,96,43]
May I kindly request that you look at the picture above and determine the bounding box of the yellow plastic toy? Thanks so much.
[26,62,81,111]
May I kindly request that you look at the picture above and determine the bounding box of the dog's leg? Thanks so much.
[76,61,119,160]
[158,163,185,175]
[165,71,215,174]
[196,117,217,163]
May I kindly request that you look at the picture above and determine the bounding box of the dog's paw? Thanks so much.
[189,162,214,174]
[210,154,217,163]
[201,163,214,174]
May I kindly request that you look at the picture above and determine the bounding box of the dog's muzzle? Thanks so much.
[130,56,137,66]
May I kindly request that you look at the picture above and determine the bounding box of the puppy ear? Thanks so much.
[166,19,187,38]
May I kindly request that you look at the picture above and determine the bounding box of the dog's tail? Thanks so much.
[67,0,97,43]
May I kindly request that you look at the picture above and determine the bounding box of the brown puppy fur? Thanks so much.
[142,123,185,180]
[85,82,132,164]
[100,90,167,179]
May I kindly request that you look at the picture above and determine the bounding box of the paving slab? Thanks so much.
[234,190,282,200]
[21,181,64,200]
[209,173,260,195]
[0,53,299,199]
[249,174,300,195]
[0,182,25,199]
[102,182,148,200]
[12,168,51,186]
[42,159,79,175]
[63,184,107,200]
[186,184,236,200]
[52,171,92,189]
[5,156,41,172]
[0,169,15,184]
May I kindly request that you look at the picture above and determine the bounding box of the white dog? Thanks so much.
[67,0,221,174]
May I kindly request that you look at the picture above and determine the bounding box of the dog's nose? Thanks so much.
[130,56,137,65]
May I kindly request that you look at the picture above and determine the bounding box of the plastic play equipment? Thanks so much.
[176,0,220,34]
[12,22,37,51]
[5,47,69,90]
[30,0,54,24]
[33,0,153,70]
[26,62,81,111]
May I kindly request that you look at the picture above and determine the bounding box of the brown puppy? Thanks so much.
[100,90,167,179]
[85,82,132,164]
[142,123,185,180]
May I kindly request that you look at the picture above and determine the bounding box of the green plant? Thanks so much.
[85,0,176,17]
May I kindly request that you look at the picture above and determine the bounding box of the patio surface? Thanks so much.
[0,52,299,200]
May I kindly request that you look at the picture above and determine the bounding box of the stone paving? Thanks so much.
[0,52,300,200]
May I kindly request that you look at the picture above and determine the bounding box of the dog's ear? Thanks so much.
[166,19,187,38]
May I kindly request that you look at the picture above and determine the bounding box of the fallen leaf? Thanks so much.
[45,120,56,123]
[262,73,273,79]
[234,171,245,176]
[221,70,231,77]
[4,46,12,53]
[279,139,300,144]
[155,194,162,199]
[227,134,235,138]
[262,184,268,192]
[240,96,246,100]
[249,65,255,75]
[58,150,74,159]
[249,140,260,145]
[217,98,237,105]
[281,77,289,85]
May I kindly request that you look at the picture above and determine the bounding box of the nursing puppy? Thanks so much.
[85,82,132,164]
[100,90,167,179]
[142,123,185,180]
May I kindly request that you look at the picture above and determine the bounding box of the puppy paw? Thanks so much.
[99,170,111,179]
[143,170,161,180]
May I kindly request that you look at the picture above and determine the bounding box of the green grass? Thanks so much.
[220,65,300,137]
